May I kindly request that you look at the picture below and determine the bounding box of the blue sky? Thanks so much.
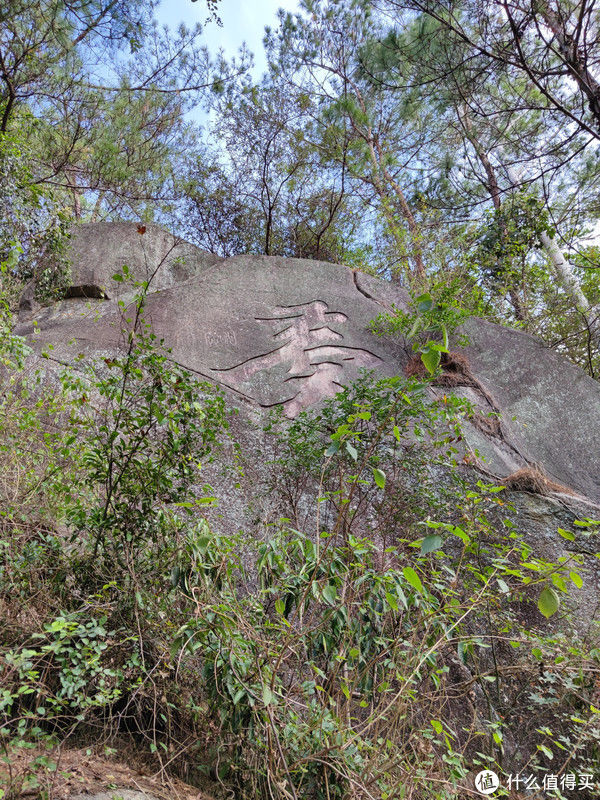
[156,0,301,78]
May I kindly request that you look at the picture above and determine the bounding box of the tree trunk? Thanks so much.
[538,229,600,351]
[460,108,527,320]
[66,168,82,220]
[365,132,426,286]
[536,2,600,132]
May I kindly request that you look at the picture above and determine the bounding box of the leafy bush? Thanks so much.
[0,274,599,799]
[370,288,471,375]
[172,376,599,799]
[0,276,230,789]
[0,130,72,305]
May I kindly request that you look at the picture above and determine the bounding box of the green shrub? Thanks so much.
[0,273,598,799]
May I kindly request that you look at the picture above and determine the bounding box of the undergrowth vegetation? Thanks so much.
[0,268,599,798]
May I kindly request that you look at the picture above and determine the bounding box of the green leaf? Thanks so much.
[322,584,337,605]
[430,719,443,734]
[395,585,408,609]
[441,324,449,352]
[420,534,442,554]
[551,573,567,592]
[345,442,358,461]
[275,598,285,615]
[538,586,560,618]
[557,528,575,541]
[324,442,340,457]
[232,689,245,705]
[262,685,275,706]
[537,744,553,760]
[569,571,583,589]
[421,347,441,375]
[416,293,433,313]
[403,567,423,594]
[372,467,386,489]
[450,526,470,545]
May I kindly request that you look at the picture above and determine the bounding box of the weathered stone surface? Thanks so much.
[59,221,221,302]
[495,491,600,634]
[140,254,411,416]
[15,222,600,506]
[459,318,600,502]
[17,248,411,417]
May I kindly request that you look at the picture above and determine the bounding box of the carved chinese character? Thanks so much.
[214,301,381,416]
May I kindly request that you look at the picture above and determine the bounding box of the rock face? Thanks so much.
[19,222,221,317]
[15,222,600,507]
[460,318,600,502]
[10,222,600,792]
[64,221,223,299]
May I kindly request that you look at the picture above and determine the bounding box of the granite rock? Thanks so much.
[16,222,600,506]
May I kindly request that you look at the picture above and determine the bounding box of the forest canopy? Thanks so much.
[2,0,599,377]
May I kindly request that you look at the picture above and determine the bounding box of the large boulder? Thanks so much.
[66,221,223,298]
[460,318,600,503]
[15,222,600,507]
[21,222,221,313]
[10,222,600,791]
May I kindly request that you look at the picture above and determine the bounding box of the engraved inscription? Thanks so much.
[205,329,237,348]
[213,301,381,417]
